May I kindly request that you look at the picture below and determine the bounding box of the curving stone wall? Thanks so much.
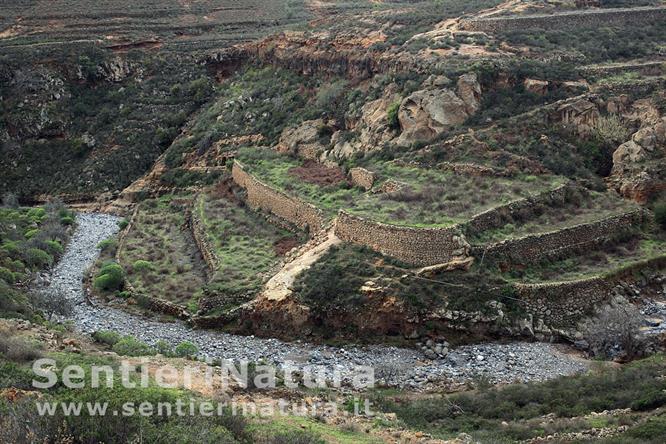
[334,211,470,266]
[232,161,326,233]
[516,255,666,327]
[478,210,646,267]
[460,7,666,33]
[463,183,573,236]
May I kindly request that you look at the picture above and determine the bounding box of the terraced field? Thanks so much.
[0,0,311,51]
[194,185,304,312]
[116,194,207,309]
[236,147,565,228]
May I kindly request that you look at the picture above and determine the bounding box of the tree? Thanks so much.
[31,287,74,321]
[582,303,646,361]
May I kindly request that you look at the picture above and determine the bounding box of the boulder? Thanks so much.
[456,73,482,114]
[609,117,666,203]
[277,119,329,160]
[396,89,469,145]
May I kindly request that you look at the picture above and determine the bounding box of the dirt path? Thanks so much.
[262,228,341,302]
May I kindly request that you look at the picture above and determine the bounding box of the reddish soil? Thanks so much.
[274,237,300,256]
[288,160,348,186]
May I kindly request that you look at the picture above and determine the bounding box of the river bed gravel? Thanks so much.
[34,213,589,388]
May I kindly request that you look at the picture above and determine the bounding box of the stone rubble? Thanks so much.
[35,213,589,388]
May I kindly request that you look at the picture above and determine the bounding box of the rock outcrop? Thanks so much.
[609,117,666,203]
[396,73,481,146]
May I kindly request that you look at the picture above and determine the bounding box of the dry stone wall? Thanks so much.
[232,161,326,233]
[463,183,573,236]
[461,7,666,33]
[186,204,219,277]
[350,167,376,191]
[479,210,646,267]
[335,211,470,266]
[516,255,666,327]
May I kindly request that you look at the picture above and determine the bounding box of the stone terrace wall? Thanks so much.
[335,211,470,266]
[463,183,573,237]
[186,203,219,278]
[516,255,666,328]
[479,210,645,267]
[461,7,666,33]
[232,161,326,233]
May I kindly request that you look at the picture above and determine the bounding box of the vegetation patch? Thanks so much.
[196,187,303,311]
[117,194,207,307]
[376,354,666,442]
[237,147,563,227]
[503,231,666,283]
[0,200,74,320]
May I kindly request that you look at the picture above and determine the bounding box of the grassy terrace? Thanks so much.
[503,233,666,284]
[470,189,639,245]
[117,195,206,309]
[237,147,564,228]
[195,188,302,308]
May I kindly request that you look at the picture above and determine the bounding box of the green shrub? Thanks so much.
[155,340,173,356]
[60,216,75,226]
[92,330,122,346]
[631,390,666,411]
[97,239,117,252]
[24,229,40,240]
[45,240,64,257]
[27,208,46,221]
[24,248,53,270]
[94,274,123,292]
[174,341,199,358]
[655,203,666,229]
[10,260,25,273]
[1,242,20,256]
[387,100,401,130]
[0,267,15,284]
[118,219,129,230]
[94,263,125,292]
[112,336,156,357]
[626,415,666,441]
[117,291,132,299]
[132,260,154,273]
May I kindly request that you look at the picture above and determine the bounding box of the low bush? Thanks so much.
[97,239,117,253]
[174,341,199,358]
[655,203,666,229]
[132,260,154,273]
[0,267,15,284]
[60,216,75,226]
[0,336,42,362]
[154,340,173,356]
[44,240,63,257]
[387,100,401,131]
[92,330,122,347]
[112,336,156,357]
[24,229,40,240]
[118,219,129,230]
[94,262,125,292]
[23,248,53,270]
